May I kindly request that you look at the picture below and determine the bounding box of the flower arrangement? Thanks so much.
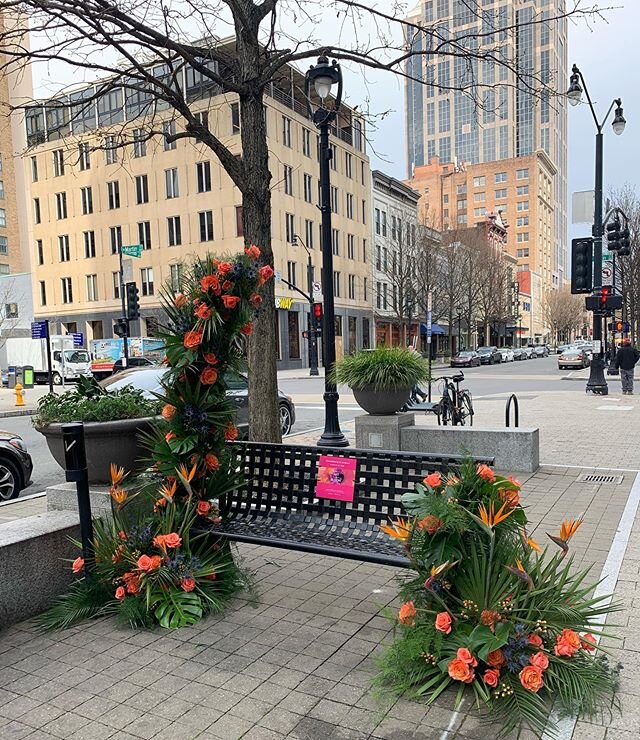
[376,460,621,737]
[40,248,272,630]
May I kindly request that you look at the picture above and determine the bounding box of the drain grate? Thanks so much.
[577,474,624,485]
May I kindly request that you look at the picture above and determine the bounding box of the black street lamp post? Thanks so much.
[456,311,462,352]
[305,55,348,447]
[292,235,319,377]
[567,64,626,395]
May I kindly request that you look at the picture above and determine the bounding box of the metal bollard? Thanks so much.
[62,423,94,576]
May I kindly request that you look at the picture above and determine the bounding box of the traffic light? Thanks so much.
[311,302,323,337]
[113,318,128,337]
[571,238,593,294]
[606,218,622,251]
[126,282,140,321]
[618,227,631,257]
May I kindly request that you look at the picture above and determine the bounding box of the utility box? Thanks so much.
[22,366,34,388]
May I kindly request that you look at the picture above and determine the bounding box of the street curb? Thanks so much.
[0,409,36,419]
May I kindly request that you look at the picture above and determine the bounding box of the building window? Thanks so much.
[348,274,356,300]
[375,244,381,271]
[517,201,529,212]
[140,267,154,296]
[391,215,397,241]
[105,135,118,164]
[196,161,211,193]
[0,236,7,255]
[456,184,467,194]
[39,281,47,306]
[333,271,341,298]
[517,232,529,243]
[347,234,355,259]
[473,176,486,187]
[363,277,368,302]
[457,199,467,210]
[170,263,183,292]
[345,152,353,178]
[61,277,73,304]
[329,143,337,171]
[33,198,41,224]
[30,156,38,183]
[55,192,68,219]
[80,186,93,215]
[235,206,244,238]
[381,211,387,236]
[285,212,295,243]
[199,210,214,241]
[362,238,367,262]
[495,172,507,183]
[304,219,314,250]
[58,235,70,262]
[3,301,18,319]
[516,216,529,227]
[302,128,311,157]
[112,271,121,299]
[163,120,176,150]
[36,239,44,265]
[287,260,297,287]
[133,129,146,157]
[457,214,467,224]
[474,191,486,202]
[303,173,313,203]
[474,207,486,217]
[165,168,179,199]
[167,216,181,246]
[231,103,240,135]
[330,186,339,214]
[516,168,529,180]
[135,174,149,205]
[331,228,339,256]
[382,283,388,310]
[376,281,382,309]
[0,209,6,228]
[495,188,507,199]
[287,312,300,360]
[283,165,293,196]
[516,185,529,196]
[375,208,381,235]
[86,274,98,302]
[139,221,152,250]
[110,225,122,254]
[346,193,354,219]
[282,116,292,147]
[516,248,530,258]
[107,181,120,210]
[78,142,90,170]
[83,230,96,258]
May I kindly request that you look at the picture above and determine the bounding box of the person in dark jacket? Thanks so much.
[614,339,640,395]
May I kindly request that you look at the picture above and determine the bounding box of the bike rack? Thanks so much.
[505,394,519,428]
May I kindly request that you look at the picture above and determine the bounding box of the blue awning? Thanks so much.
[420,322,446,336]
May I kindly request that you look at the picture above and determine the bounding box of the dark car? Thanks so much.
[513,348,527,361]
[112,356,158,375]
[101,367,296,436]
[451,351,481,368]
[476,346,502,365]
[0,430,33,501]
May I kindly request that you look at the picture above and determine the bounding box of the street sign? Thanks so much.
[71,332,84,348]
[312,281,322,301]
[121,244,143,258]
[275,270,282,283]
[601,263,613,287]
[122,258,133,283]
[31,320,48,340]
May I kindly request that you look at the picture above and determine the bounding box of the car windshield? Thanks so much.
[458,352,475,357]
[477,347,491,353]
[563,351,582,357]
[64,350,90,363]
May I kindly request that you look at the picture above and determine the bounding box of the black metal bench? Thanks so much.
[217,442,493,567]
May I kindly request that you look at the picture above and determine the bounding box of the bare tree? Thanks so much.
[0,0,603,438]
[610,185,640,342]
[543,286,584,345]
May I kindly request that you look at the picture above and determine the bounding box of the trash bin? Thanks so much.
[23,366,34,388]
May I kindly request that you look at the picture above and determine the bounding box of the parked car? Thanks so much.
[112,356,158,375]
[557,344,571,355]
[450,351,481,368]
[513,348,527,361]
[0,431,33,501]
[522,346,535,359]
[101,367,296,436]
[499,348,515,362]
[476,346,502,365]
[558,348,590,370]
[534,345,550,358]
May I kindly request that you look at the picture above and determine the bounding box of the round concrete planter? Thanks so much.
[35,417,157,484]
[352,385,412,415]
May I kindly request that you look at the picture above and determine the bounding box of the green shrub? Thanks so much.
[331,346,429,391]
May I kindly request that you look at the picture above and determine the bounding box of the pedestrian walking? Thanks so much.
[613,338,640,395]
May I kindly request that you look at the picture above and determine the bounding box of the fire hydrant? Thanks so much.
[15,383,25,407]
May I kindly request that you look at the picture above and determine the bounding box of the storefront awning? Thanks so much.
[420,322,446,336]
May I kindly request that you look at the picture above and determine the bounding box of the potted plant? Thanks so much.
[332,346,429,415]
[34,376,162,483]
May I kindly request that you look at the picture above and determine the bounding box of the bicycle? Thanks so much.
[433,372,474,426]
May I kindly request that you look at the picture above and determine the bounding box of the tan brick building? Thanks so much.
[23,61,373,369]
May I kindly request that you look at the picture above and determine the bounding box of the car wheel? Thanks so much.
[0,458,21,501]
[52,372,62,386]
[279,403,293,436]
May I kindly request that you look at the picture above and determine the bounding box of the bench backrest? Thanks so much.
[224,441,483,526]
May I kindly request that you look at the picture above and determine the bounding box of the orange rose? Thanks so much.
[245,245,261,260]
[499,488,520,507]
[519,665,544,693]
[149,555,162,569]
[476,464,496,482]
[197,500,212,516]
[250,293,263,307]
[417,515,443,535]
[554,628,581,657]
[528,633,543,648]
[258,265,274,284]
[200,367,218,385]
[240,323,253,336]
[483,668,500,688]
[137,554,161,572]
[184,330,203,349]
[217,261,233,275]
[398,601,417,626]
[174,293,187,308]
[224,423,239,441]
[423,472,442,488]
[435,611,452,634]
[222,295,241,310]
[204,353,218,365]
[195,303,213,320]
[222,280,233,292]
[581,633,597,652]
[507,475,521,488]
[200,274,219,293]
[123,572,141,594]
[161,404,176,420]
[205,453,220,471]
[456,648,478,667]
[72,557,84,574]
[181,577,196,592]
[447,658,475,684]
[163,532,182,549]
[486,649,506,668]
[529,651,549,671]
[115,586,126,601]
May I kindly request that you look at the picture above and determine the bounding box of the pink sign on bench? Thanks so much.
[316,455,357,503]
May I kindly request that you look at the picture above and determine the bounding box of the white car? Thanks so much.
[499,348,515,362]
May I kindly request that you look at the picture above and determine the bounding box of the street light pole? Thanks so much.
[293,235,319,376]
[567,64,626,396]
[305,55,348,447]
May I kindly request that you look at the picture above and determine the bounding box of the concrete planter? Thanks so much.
[352,385,412,415]
[36,417,157,483]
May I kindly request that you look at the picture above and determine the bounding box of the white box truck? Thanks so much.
[1,335,92,385]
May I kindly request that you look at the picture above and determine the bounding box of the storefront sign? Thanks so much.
[275,297,296,310]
